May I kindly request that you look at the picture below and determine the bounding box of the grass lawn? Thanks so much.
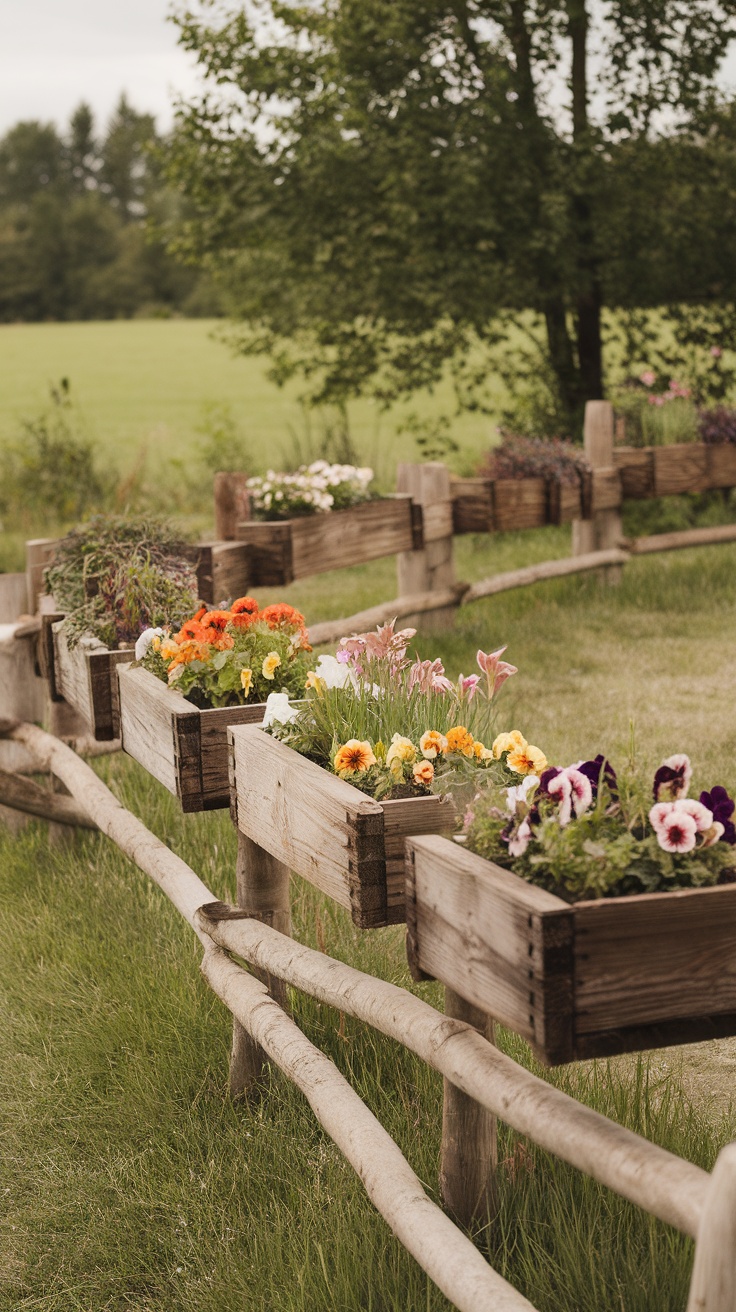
[3,531,736,1311]
[0,319,498,479]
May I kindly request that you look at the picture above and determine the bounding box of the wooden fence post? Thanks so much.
[214,472,250,542]
[25,538,59,615]
[572,401,623,582]
[440,987,498,1229]
[686,1142,736,1312]
[229,831,292,1098]
[396,463,456,631]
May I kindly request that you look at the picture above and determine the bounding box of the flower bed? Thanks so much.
[119,598,311,811]
[406,752,736,1064]
[228,621,543,926]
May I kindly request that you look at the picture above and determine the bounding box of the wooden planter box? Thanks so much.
[706,444,736,489]
[117,665,265,812]
[229,725,455,928]
[236,496,417,586]
[39,618,133,741]
[406,835,736,1066]
[614,448,655,499]
[653,444,709,496]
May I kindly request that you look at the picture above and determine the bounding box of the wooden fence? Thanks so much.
[2,716,735,1312]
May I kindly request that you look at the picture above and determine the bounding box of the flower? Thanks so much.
[544,770,573,825]
[508,819,533,857]
[420,729,449,759]
[577,755,618,799]
[262,651,282,680]
[160,637,180,661]
[476,646,518,697]
[260,602,307,632]
[711,346,723,359]
[305,670,326,692]
[445,726,476,757]
[639,370,656,387]
[507,743,548,777]
[702,822,726,849]
[334,740,377,773]
[653,754,692,801]
[457,674,481,701]
[492,730,526,759]
[506,775,539,812]
[676,798,714,833]
[263,693,298,727]
[699,786,736,844]
[231,596,260,616]
[408,657,454,694]
[413,760,435,787]
[656,809,697,854]
[200,609,231,633]
[135,627,164,661]
[240,667,253,696]
[386,735,417,770]
[649,801,676,834]
[314,653,352,689]
[564,768,593,818]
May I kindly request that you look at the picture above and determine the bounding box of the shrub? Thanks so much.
[698,406,736,445]
[478,432,590,486]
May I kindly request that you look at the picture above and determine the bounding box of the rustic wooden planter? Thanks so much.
[117,665,265,812]
[653,444,709,497]
[228,725,455,928]
[235,495,417,586]
[706,443,736,489]
[451,476,587,535]
[40,618,132,741]
[406,834,736,1066]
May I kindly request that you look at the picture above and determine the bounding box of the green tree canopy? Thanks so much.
[168,0,736,432]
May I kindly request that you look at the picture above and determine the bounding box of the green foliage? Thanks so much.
[46,514,200,649]
[0,378,110,521]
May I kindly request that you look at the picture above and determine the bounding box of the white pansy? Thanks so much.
[314,654,352,689]
[506,774,540,813]
[135,627,164,661]
[263,692,299,727]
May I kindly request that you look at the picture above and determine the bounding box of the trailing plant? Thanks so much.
[266,621,546,804]
[138,599,311,709]
[246,461,374,520]
[464,750,736,902]
[478,433,590,486]
[46,515,200,650]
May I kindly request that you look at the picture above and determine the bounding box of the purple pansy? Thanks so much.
[577,754,618,800]
[653,754,692,801]
[699,786,736,844]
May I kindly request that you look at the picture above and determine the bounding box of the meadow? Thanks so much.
[3,320,736,1310]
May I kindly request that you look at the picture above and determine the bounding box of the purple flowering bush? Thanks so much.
[464,751,736,902]
[698,406,736,445]
[478,433,591,486]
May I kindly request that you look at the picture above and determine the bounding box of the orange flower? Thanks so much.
[200,609,231,633]
[230,597,260,629]
[413,760,435,787]
[445,726,476,757]
[420,729,448,759]
[174,618,209,644]
[334,740,377,774]
[203,630,234,651]
[259,602,306,632]
[167,640,212,671]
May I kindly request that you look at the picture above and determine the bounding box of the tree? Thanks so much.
[169,0,736,432]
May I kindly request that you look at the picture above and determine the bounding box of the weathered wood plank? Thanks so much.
[493,478,547,531]
[590,466,622,513]
[573,884,736,1035]
[383,795,455,918]
[52,623,133,741]
[654,443,708,496]
[196,540,250,606]
[706,443,736,489]
[629,523,736,555]
[0,573,29,620]
[237,497,414,586]
[614,447,655,499]
[25,538,59,614]
[118,664,181,794]
[450,478,494,534]
[0,622,46,723]
[406,836,574,1063]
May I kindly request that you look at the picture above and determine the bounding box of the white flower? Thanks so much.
[315,654,352,689]
[508,819,533,857]
[135,627,164,661]
[506,775,539,813]
[263,692,299,727]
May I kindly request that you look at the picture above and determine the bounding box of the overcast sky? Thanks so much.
[0,0,201,136]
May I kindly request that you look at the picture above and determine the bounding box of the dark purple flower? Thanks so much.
[538,766,562,794]
[578,755,618,800]
[700,786,736,844]
[653,754,692,801]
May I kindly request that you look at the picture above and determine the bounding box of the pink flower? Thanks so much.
[547,771,573,826]
[508,818,532,857]
[639,370,656,387]
[457,673,481,701]
[668,379,691,399]
[676,798,713,833]
[409,657,453,694]
[564,767,593,818]
[656,810,697,854]
[647,394,665,406]
[702,822,725,849]
[711,346,723,359]
[649,801,676,833]
[476,646,518,697]
[653,754,692,801]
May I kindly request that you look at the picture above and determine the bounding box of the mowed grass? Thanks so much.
[0,319,498,479]
[3,536,736,1312]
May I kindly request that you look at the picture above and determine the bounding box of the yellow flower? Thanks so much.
[420,729,449,759]
[386,735,417,772]
[151,635,161,652]
[492,730,527,760]
[262,651,282,680]
[413,760,435,787]
[445,726,476,757]
[334,740,377,774]
[160,637,179,661]
[305,670,327,692]
[240,667,253,696]
[472,740,492,759]
[507,743,548,776]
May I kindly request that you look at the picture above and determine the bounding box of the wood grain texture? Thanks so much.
[629,523,736,555]
[654,443,708,496]
[0,624,46,724]
[450,478,494,534]
[237,497,414,586]
[686,1143,736,1312]
[590,467,622,512]
[53,623,133,740]
[706,443,736,490]
[406,837,574,1063]
[118,665,265,811]
[397,463,455,631]
[440,988,498,1228]
[196,540,250,606]
[614,448,655,499]
[493,478,547,531]
[213,471,250,540]
[0,574,29,620]
[25,538,59,614]
[230,727,454,927]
